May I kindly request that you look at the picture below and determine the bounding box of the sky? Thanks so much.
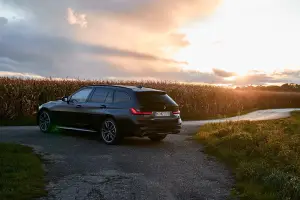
[0,0,299,85]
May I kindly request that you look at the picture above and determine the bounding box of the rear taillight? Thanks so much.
[173,110,180,114]
[130,108,152,115]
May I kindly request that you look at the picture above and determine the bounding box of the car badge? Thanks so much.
[164,105,167,110]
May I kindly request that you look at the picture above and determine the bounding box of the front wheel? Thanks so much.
[148,134,167,142]
[100,118,123,145]
[38,110,53,133]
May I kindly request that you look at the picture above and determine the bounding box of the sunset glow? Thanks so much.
[0,0,299,85]
[173,0,300,78]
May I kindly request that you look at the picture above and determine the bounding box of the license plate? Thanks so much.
[154,112,171,117]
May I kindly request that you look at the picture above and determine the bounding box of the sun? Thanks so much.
[172,44,250,78]
[234,69,249,77]
[171,26,254,78]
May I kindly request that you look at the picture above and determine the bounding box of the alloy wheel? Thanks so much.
[39,111,51,132]
[101,120,117,143]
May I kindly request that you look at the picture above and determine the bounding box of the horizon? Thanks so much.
[2,76,299,90]
[0,0,299,86]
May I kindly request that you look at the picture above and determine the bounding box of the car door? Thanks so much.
[83,88,114,130]
[110,90,133,133]
[62,87,93,128]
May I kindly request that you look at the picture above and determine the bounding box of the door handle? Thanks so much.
[76,105,82,108]
[100,105,106,109]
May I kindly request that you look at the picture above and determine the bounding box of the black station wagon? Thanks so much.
[37,85,182,144]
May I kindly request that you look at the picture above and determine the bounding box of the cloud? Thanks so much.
[0,30,185,68]
[235,74,274,85]
[273,70,300,79]
[213,68,236,77]
[111,0,222,31]
[232,71,300,85]
[1,27,298,85]
[2,0,298,86]
[0,0,198,75]
[0,27,188,79]
[0,17,8,26]
[67,8,87,28]
[75,0,221,56]
[0,57,19,71]
[0,57,19,66]
[0,71,45,79]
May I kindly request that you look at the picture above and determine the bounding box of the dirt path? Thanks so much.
[0,127,233,200]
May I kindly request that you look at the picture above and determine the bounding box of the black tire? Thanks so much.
[148,134,167,142]
[100,118,123,145]
[38,110,53,133]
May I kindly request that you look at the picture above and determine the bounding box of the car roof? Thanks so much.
[87,85,165,93]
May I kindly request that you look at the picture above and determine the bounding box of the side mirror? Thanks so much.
[62,96,68,102]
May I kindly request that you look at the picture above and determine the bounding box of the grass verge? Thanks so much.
[197,111,300,200]
[0,143,47,200]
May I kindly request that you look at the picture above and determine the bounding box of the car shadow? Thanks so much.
[52,129,169,147]
[52,129,99,140]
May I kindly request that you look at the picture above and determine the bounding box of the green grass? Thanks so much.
[197,111,300,200]
[0,143,47,200]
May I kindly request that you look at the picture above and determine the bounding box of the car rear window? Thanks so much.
[135,92,177,105]
[114,91,131,103]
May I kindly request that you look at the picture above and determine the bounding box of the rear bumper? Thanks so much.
[132,119,182,137]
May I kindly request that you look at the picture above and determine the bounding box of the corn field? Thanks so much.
[1,77,300,124]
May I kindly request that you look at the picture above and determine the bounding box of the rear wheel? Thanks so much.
[38,110,53,133]
[101,118,123,145]
[148,134,167,142]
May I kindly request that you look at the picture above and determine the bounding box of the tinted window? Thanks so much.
[105,91,113,103]
[114,91,131,103]
[70,88,93,103]
[136,92,176,105]
[90,88,113,103]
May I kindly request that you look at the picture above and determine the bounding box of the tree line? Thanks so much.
[236,83,300,92]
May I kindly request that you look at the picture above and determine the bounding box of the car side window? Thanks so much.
[105,91,113,103]
[70,88,93,103]
[89,88,113,103]
[114,91,131,103]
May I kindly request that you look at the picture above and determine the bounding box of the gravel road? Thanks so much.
[0,108,298,200]
[0,127,233,200]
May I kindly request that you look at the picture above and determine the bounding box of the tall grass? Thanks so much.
[197,112,300,200]
[0,143,46,200]
[1,77,300,124]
